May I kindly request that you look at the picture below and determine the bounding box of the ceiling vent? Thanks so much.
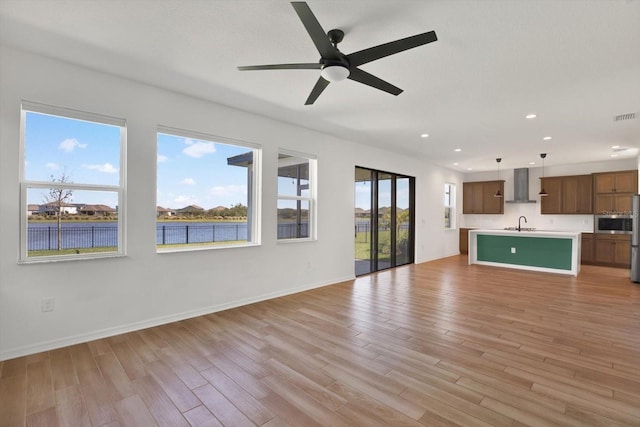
[614,112,636,121]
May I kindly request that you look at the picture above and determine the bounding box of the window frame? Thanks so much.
[156,125,262,253]
[19,101,127,263]
[444,182,456,230]
[277,149,317,242]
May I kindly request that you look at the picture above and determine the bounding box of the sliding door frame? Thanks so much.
[355,166,415,275]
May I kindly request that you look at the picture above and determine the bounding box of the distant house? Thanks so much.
[79,204,116,216]
[39,202,78,216]
[27,204,40,216]
[175,205,205,216]
[156,206,174,217]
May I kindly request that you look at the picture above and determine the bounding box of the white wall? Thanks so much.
[0,46,463,360]
[461,159,638,231]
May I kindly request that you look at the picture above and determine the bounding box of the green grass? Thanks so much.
[157,240,247,249]
[355,230,391,260]
[28,247,117,257]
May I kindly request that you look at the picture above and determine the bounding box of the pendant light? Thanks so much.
[494,158,503,197]
[539,153,548,196]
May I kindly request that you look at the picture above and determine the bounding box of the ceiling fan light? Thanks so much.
[321,65,350,82]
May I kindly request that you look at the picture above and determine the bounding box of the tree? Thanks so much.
[44,172,73,251]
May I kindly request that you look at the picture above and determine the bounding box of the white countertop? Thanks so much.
[469,229,582,238]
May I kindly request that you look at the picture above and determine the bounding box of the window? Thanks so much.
[20,101,126,262]
[156,127,261,251]
[444,183,456,229]
[277,150,316,241]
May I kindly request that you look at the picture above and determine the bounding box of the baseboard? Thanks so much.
[0,274,355,361]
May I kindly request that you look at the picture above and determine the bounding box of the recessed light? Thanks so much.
[543,136,552,140]
[611,154,619,157]
[420,133,429,138]
[525,114,537,119]
[529,161,536,165]
[467,168,473,171]
[454,148,462,152]
[453,162,459,166]
[611,145,620,149]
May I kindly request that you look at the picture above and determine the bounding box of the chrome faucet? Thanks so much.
[518,216,527,232]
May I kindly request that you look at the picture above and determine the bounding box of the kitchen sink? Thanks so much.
[503,226,537,231]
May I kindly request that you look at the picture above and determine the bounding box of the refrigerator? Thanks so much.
[632,195,640,282]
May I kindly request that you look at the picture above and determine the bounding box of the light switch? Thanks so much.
[511,247,516,254]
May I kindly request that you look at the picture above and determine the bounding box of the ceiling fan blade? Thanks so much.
[348,68,402,96]
[291,2,340,60]
[305,77,330,105]
[347,30,437,67]
[238,63,322,71]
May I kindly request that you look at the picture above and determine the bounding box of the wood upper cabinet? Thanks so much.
[563,175,593,214]
[594,234,631,267]
[594,170,637,194]
[540,175,592,214]
[594,194,633,214]
[482,181,504,214]
[463,182,484,214]
[463,181,504,214]
[593,170,637,214]
[540,177,562,214]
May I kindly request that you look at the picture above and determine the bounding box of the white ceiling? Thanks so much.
[1,0,639,172]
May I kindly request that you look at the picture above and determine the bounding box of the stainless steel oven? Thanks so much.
[595,214,633,234]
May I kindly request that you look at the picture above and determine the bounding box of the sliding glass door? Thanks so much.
[354,167,415,276]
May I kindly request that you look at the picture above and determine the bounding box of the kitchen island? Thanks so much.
[468,229,581,276]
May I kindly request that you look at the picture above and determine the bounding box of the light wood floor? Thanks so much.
[2,256,640,426]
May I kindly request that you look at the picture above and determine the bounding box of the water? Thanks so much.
[27,221,250,250]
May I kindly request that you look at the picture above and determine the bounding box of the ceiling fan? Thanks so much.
[237,1,438,105]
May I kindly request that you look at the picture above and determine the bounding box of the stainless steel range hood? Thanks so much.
[505,168,537,203]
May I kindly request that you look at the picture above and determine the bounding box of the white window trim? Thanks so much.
[156,125,262,253]
[445,182,456,230]
[19,101,127,263]
[277,148,317,243]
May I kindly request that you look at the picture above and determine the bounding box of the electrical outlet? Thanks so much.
[511,247,516,254]
[41,297,55,312]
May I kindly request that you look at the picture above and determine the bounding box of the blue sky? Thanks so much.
[24,111,409,211]
[25,112,250,210]
[354,178,410,210]
[25,112,120,206]
[157,133,250,210]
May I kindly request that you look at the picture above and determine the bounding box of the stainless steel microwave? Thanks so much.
[595,214,633,234]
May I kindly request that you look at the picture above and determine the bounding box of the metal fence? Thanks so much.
[28,222,309,250]
[28,226,118,251]
[156,223,248,245]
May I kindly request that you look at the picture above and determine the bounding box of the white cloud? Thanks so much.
[173,195,199,206]
[183,139,216,158]
[58,138,87,152]
[45,162,60,170]
[180,178,196,186]
[157,154,168,163]
[84,163,118,173]
[209,184,247,196]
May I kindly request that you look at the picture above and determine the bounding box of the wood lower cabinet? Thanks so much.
[463,181,504,214]
[581,233,594,264]
[594,234,631,267]
[540,175,592,214]
[459,228,474,254]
